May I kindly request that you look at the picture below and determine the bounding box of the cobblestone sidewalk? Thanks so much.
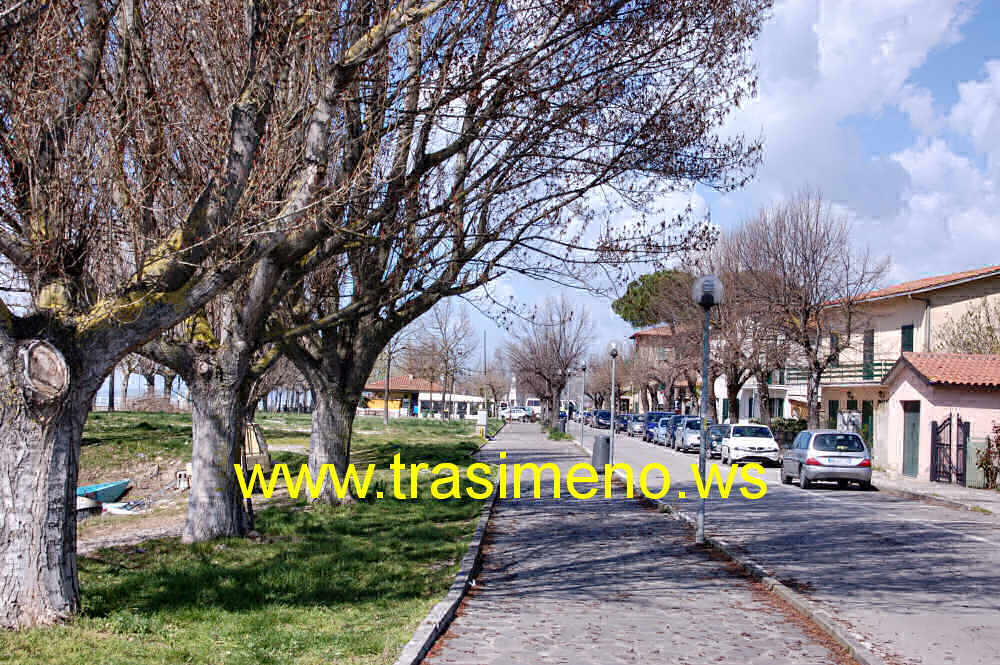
[426,423,853,665]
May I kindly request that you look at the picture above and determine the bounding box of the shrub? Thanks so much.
[976,422,1000,489]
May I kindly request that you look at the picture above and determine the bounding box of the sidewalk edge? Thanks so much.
[569,436,886,665]
[393,485,499,665]
[874,483,993,514]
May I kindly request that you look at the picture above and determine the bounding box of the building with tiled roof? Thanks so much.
[363,375,482,418]
[881,352,1000,483]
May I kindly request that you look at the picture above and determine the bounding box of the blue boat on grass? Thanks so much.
[76,479,130,504]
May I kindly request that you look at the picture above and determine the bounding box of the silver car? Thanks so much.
[781,429,872,490]
[673,416,709,452]
[629,414,646,437]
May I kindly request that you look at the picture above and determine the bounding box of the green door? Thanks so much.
[903,401,920,477]
[862,400,874,445]
[828,399,839,428]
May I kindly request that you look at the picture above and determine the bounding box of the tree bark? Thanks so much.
[0,333,102,628]
[183,376,249,542]
[807,368,822,429]
[309,384,358,504]
[755,368,772,426]
[726,379,740,424]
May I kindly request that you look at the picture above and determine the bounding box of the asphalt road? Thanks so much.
[573,422,1000,665]
[428,423,852,665]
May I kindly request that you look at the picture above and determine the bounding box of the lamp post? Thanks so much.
[579,363,586,442]
[692,274,724,546]
[609,342,618,464]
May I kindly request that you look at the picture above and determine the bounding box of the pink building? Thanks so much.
[882,353,1000,482]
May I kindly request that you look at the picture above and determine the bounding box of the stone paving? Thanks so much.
[426,423,849,665]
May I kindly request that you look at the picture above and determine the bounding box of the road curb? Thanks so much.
[874,484,993,514]
[393,485,499,665]
[569,435,887,665]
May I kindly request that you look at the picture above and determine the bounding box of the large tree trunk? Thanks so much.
[143,373,156,397]
[107,365,116,411]
[807,368,822,429]
[120,371,130,408]
[183,377,249,542]
[755,368,772,426]
[307,380,359,504]
[0,335,100,628]
[726,378,740,424]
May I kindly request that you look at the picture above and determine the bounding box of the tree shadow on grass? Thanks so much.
[81,490,482,618]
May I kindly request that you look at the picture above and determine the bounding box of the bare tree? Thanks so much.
[409,301,478,419]
[730,190,887,427]
[273,0,769,508]
[936,299,1000,354]
[506,296,592,428]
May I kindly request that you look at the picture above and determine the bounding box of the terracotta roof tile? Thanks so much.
[364,376,444,393]
[898,352,1000,388]
[860,264,1000,302]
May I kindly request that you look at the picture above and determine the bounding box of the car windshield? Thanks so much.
[732,425,772,438]
[686,420,702,430]
[597,410,610,417]
[813,433,866,452]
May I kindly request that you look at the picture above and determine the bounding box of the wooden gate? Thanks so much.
[930,415,953,483]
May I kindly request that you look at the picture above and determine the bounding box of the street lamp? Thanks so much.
[692,274,723,545]
[609,342,619,464]
[579,363,586,442]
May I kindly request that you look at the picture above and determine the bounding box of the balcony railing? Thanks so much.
[784,358,896,385]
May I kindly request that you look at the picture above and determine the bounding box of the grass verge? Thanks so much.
[8,415,487,665]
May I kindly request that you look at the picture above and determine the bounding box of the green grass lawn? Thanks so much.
[5,413,489,665]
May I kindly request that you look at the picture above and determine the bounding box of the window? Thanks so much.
[812,433,866,452]
[732,425,773,438]
[722,398,729,420]
[901,324,914,353]
[827,400,839,428]
[748,397,754,418]
[830,332,841,367]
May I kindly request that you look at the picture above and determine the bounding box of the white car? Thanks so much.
[500,406,529,421]
[720,424,780,466]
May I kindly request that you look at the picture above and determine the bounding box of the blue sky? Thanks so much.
[467,0,1000,363]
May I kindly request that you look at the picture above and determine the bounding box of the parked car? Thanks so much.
[654,417,672,445]
[501,406,530,422]
[614,414,631,432]
[673,416,712,452]
[781,429,872,490]
[665,414,685,446]
[594,410,612,429]
[629,414,647,437]
[643,411,670,441]
[708,424,729,459]
[720,424,780,466]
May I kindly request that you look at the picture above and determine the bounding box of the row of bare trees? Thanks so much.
[615,190,887,428]
[0,0,770,627]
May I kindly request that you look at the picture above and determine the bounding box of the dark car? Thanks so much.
[643,411,669,441]
[594,410,612,429]
[709,424,730,459]
[667,414,686,442]
[614,414,631,432]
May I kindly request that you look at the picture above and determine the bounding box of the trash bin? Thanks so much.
[592,434,610,469]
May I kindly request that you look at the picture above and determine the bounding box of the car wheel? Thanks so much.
[859,480,872,491]
[837,479,849,490]
[799,465,810,489]
[721,450,728,465]
[781,468,792,484]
